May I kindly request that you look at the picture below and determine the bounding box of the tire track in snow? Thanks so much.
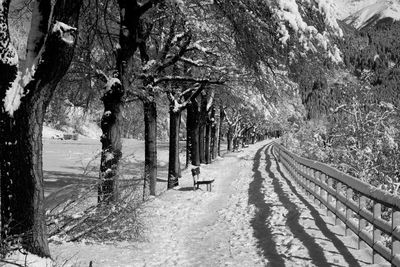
[248,144,286,266]
[264,144,330,266]
[270,146,362,267]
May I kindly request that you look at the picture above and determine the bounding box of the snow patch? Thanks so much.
[105,78,121,92]
[52,21,77,45]
[344,0,400,29]
[5,251,53,267]
[3,65,36,116]
[0,44,18,66]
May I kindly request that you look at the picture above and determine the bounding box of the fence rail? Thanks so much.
[273,142,400,266]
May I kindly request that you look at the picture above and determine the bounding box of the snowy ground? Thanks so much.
[48,140,380,267]
[42,137,189,200]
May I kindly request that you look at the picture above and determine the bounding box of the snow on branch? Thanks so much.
[3,66,36,117]
[0,44,18,66]
[52,21,77,45]
[138,0,162,15]
[273,0,343,63]
[105,77,121,92]
[0,1,18,66]
[186,40,219,57]
[95,69,109,83]
[157,31,192,72]
[154,75,224,85]
[179,57,227,71]
[206,90,215,111]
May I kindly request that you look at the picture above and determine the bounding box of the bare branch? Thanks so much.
[138,0,162,15]
[153,75,224,85]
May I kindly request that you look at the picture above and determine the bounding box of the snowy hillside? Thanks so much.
[339,0,400,29]
[330,0,380,20]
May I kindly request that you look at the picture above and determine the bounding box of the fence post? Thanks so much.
[358,195,367,249]
[346,186,353,236]
[311,170,318,204]
[291,160,297,183]
[335,181,341,225]
[392,208,400,265]
[295,161,300,185]
[315,171,321,207]
[304,166,308,195]
[300,165,305,193]
[305,167,311,198]
[327,177,333,217]
[321,174,327,211]
[373,202,383,264]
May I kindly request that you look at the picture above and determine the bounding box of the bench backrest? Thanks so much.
[191,167,200,176]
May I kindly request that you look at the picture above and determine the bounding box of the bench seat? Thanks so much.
[191,167,214,191]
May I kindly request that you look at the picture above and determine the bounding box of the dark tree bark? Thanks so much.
[211,123,216,160]
[186,109,191,168]
[186,99,200,167]
[144,100,157,196]
[205,106,215,164]
[227,127,233,151]
[205,122,211,164]
[98,0,160,203]
[218,107,225,157]
[168,109,181,188]
[199,125,205,163]
[211,107,218,159]
[199,94,207,163]
[0,0,81,257]
[99,79,123,203]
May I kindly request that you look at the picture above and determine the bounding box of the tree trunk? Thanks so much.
[1,99,49,257]
[98,1,143,203]
[99,80,123,204]
[205,122,211,164]
[198,93,208,163]
[227,128,233,151]
[187,100,200,166]
[199,125,206,163]
[168,110,181,189]
[212,119,218,159]
[210,123,216,160]
[218,108,225,157]
[144,100,157,196]
[0,0,81,257]
[192,123,200,165]
[186,109,191,168]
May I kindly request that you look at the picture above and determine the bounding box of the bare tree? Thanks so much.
[98,0,161,204]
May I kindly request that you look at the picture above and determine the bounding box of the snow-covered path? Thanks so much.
[51,140,372,266]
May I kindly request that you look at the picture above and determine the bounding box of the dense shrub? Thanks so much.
[283,84,400,193]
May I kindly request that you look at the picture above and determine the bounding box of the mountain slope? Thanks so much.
[330,0,379,20]
[343,0,400,30]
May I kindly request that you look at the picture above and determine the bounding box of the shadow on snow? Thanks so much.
[248,144,285,266]
[269,145,363,267]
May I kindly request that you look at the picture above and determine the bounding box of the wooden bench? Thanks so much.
[191,167,214,192]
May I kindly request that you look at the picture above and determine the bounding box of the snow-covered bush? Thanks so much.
[282,118,329,162]
[285,83,400,192]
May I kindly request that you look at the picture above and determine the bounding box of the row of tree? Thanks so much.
[0,0,343,259]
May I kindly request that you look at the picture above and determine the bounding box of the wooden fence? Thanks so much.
[273,142,400,266]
